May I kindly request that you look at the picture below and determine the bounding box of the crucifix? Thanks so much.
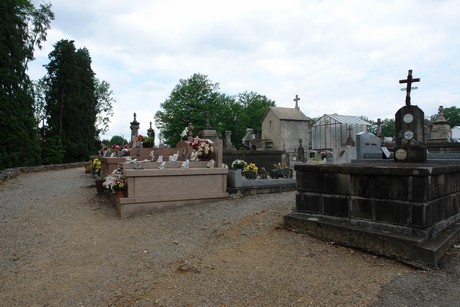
[293,94,300,109]
[399,69,420,106]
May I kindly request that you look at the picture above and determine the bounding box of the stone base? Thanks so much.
[227,169,296,196]
[114,167,228,217]
[286,163,460,268]
[284,212,460,268]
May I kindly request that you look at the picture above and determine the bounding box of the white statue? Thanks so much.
[181,159,190,169]
[157,155,163,163]
[159,161,166,169]
[169,151,179,162]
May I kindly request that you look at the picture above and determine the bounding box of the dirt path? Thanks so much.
[0,167,458,306]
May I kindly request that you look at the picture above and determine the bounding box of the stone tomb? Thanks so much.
[284,163,460,267]
[117,163,228,218]
[356,132,383,160]
[110,139,228,217]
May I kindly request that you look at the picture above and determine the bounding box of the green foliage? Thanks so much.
[155,74,275,147]
[235,91,276,144]
[366,118,395,137]
[109,135,128,147]
[380,118,396,137]
[41,135,65,165]
[94,78,115,135]
[0,0,53,170]
[44,39,98,163]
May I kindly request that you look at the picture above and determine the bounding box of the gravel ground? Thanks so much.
[0,167,458,306]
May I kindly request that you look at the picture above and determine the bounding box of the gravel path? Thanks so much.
[0,167,458,306]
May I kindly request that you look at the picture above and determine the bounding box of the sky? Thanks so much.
[28,0,460,140]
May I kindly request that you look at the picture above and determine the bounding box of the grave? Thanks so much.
[102,113,228,217]
[284,70,460,267]
[356,132,385,159]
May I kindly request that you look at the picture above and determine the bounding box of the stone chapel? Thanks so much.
[260,95,311,153]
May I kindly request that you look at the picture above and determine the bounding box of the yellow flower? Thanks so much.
[243,163,258,173]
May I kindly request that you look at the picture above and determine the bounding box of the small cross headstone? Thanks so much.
[394,69,426,163]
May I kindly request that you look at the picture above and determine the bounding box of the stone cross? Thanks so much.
[204,111,210,129]
[399,69,420,106]
[293,95,300,110]
[376,118,382,136]
[345,126,355,146]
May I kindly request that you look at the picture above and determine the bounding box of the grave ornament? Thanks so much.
[394,69,427,163]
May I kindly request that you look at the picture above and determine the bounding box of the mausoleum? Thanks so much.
[261,95,310,153]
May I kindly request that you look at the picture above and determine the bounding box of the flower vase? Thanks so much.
[115,190,125,198]
[244,170,257,180]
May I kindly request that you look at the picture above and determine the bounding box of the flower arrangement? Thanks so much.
[243,163,258,173]
[231,159,247,169]
[103,168,126,192]
[190,137,214,160]
[92,158,102,177]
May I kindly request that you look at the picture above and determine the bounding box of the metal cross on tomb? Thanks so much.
[399,69,420,106]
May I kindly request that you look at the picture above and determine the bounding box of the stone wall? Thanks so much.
[0,162,87,185]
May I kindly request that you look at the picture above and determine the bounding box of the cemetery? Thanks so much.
[90,70,460,267]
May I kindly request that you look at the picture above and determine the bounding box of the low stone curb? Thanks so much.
[0,162,88,185]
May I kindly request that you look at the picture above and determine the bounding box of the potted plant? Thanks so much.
[92,158,105,194]
[103,168,127,197]
[243,163,258,179]
[270,163,293,179]
[231,159,247,170]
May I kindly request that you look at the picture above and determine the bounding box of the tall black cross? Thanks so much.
[399,69,420,106]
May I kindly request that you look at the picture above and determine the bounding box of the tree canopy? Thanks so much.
[0,0,54,169]
[154,73,275,147]
[43,39,98,163]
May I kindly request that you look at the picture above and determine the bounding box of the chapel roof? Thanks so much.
[264,106,310,122]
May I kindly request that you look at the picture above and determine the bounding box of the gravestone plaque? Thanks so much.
[394,70,427,163]
[356,132,381,159]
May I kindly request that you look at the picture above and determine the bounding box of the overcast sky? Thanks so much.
[28,0,460,140]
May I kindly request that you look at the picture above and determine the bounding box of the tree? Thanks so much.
[44,39,97,163]
[109,135,128,147]
[94,78,115,136]
[0,0,53,170]
[381,118,396,138]
[155,74,276,147]
[33,77,47,136]
[237,91,275,133]
[155,73,237,145]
